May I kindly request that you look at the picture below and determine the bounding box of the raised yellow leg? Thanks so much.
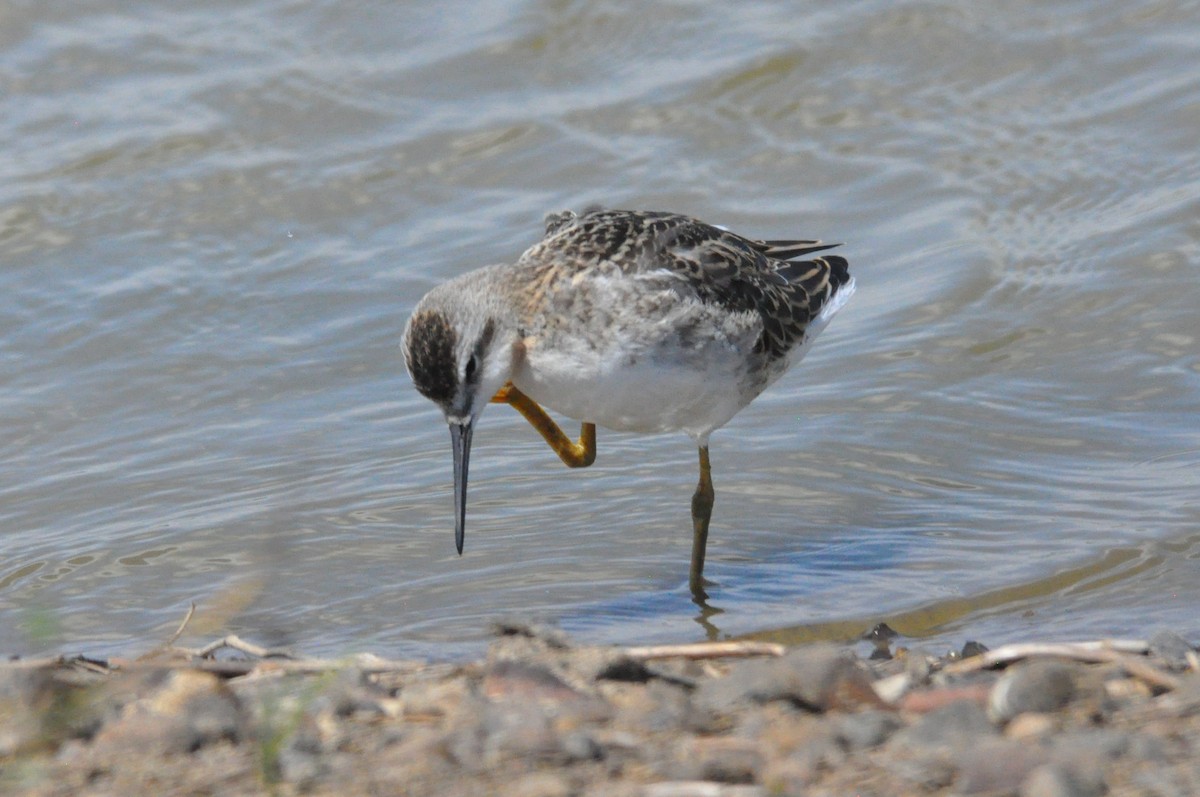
[491,382,596,468]
[689,445,714,601]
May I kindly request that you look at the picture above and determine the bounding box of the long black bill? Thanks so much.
[449,420,474,555]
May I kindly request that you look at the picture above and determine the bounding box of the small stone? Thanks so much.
[1128,770,1188,797]
[1148,629,1195,670]
[961,640,990,659]
[1006,712,1059,740]
[92,669,242,755]
[862,622,899,644]
[904,648,934,687]
[763,755,826,795]
[1021,761,1107,797]
[320,667,391,717]
[1052,729,1132,761]
[673,737,764,784]
[834,710,903,750]
[955,739,1047,794]
[891,753,959,791]
[484,659,580,701]
[593,653,655,683]
[502,772,573,797]
[695,646,884,714]
[899,683,992,714]
[1103,677,1152,702]
[612,681,701,733]
[276,744,327,788]
[1125,732,1169,761]
[483,659,611,722]
[0,669,58,754]
[863,622,899,660]
[892,699,996,752]
[1157,670,1200,715]
[1,667,109,752]
[758,720,844,792]
[559,729,603,762]
[489,618,571,649]
[477,699,559,765]
[753,707,839,763]
[377,727,454,785]
[989,662,1080,723]
[398,677,468,720]
[155,670,242,747]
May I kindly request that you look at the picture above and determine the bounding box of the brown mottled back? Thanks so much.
[519,209,850,358]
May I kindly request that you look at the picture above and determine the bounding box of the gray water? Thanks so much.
[2,0,1198,660]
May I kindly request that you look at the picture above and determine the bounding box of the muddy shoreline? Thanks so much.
[3,625,1199,796]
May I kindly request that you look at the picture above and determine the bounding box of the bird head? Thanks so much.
[402,276,518,554]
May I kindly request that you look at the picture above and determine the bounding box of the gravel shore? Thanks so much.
[3,625,1199,796]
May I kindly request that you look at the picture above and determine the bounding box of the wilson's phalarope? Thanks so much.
[403,208,854,596]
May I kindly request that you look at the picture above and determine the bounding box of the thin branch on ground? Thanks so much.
[944,639,1179,691]
[162,602,196,648]
[191,634,297,660]
[620,641,785,661]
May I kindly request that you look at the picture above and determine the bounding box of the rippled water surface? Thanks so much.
[2,0,1198,659]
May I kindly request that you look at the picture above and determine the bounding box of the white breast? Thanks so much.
[512,278,765,441]
[508,272,853,443]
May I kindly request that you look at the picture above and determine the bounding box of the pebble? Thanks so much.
[0,669,58,755]
[91,669,242,756]
[1005,711,1060,739]
[317,667,392,717]
[611,680,705,733]
[834,709,903,750]
[695,646,884,714]
[753,708,843,786]
[477,698,561,766]
[1148,629,1195,670]
[672,737,764,784]
[892,698,996,752]
[862,622,899,660]
[505,771,574,797]
[1021,761,1107,797]
[954,738,1047,794]
[899,682,992,713]
[483,659,585,702]
[396,674,468,720]
[490,618,572,649]
[276,739,327,788]
[989,661,1080,723]
[903,647,934,686]
[1051,728,1133,761]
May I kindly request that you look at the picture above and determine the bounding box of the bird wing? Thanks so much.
[526,209,850,358]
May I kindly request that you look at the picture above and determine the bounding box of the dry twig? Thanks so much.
[192,634,296,660]
[163,602,196,647]
[620,641,785,661]
[943,639,1179,691]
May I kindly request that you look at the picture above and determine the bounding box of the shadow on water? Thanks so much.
[743,536,1200,647]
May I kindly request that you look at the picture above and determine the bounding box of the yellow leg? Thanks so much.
[490,382,596,468]
[689,445,714,600]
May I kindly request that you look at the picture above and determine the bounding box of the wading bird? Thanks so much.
[403,208,853,597]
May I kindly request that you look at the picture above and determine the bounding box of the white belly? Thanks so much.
[512,296,766,441]
[516,348,749,438]
[507,272,856,442]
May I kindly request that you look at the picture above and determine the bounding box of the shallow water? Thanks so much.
[2,0,1198,659]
